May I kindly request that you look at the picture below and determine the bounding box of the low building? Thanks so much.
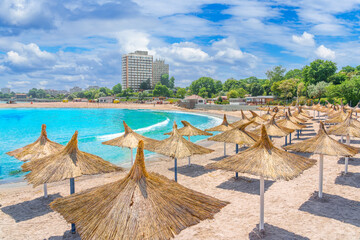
[246,96,274,105]
[229,98,246,105]
[15,93,27,99]
[99,96,115,103]
[184,95,205,104]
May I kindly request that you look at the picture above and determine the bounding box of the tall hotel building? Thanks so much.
[122,51,169,91]
[122,51,153,90]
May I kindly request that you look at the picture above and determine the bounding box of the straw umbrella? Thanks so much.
[102,121,159,165]
[260,110,274,121]
[22,131,123,234]
[153,122,214,182]
[7,124,64,198]
[164,120,213,165]
[284,122,358,198]
[277,112,306,144]
[50,140,228,240]
[249,110,267,125]
[251,114,294,146]
[328,112,360,173]
[287,108,306,124]
[232,110,258,129]
[206,114,234,156]
[207,126,316,231]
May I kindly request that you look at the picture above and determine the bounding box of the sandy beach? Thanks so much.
[0,103,359,239]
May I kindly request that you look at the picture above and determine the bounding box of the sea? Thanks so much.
[0,108,222,182]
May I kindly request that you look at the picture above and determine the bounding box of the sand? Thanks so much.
[0,104,359,239]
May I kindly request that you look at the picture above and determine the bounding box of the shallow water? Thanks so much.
[0,108,221,181]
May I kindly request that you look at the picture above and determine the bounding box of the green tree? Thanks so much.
[153,83,170,97]
[169,76,175,89]
[266,65,286,83]
[338,76,360,106]
[176,88,186,98]
[227,89,239,99]
[161,74,169,87]
[140,79,151,90]
[99,87,112,96]
[341,65,355,73]
[223,78,239,91]
[307,81,330,100]
[262,80,272,95]
[214,80,223,93]
[277,78,298,100]
[189,77,216,96]
[328,72,348,84]
[284,69,302,79]
[198,87,209,98]
[302,59,337,85]
[250,83,264,96]
[236,88,248,98]
[112,83,122,94]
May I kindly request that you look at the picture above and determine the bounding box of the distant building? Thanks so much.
[1,88,10,94]
[70,86,82,94]
[184,95,205,104]
[45,89,68,96]
[122,51,153,91]
[229,98,246,105]
[98,96,115,103]
[246,96,274,105]
[85,86,100,91]
[15,93,27,99]
[152,59,169,87]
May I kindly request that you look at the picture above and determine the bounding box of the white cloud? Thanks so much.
[292,32,315,46]
[154,42,210,63]
[311,23,348,36]
[116,30,150,53]
[315,45,335,60]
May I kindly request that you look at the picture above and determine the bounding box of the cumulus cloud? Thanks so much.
[292,32,315,46]
[154,42,210,63]
[315,45,335,60]
[116,30,150,53]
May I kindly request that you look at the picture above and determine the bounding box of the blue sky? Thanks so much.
[0,0,359,92]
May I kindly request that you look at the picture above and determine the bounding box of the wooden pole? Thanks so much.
[224,142,226,156]
[259,176,265,231]
[345,134,350,174]
[130,148,133,165]
[289,133,292,144]
[318,154,323,198]
[235,144,239,179]
[70,178,76,233]
[188,136,191,166]
[285,135,287,146]
[174,158,178,182]
[43,183,48,198]
[341,135,344,143]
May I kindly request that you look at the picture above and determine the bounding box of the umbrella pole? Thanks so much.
[319,154,323,198]
[289,133,292,144]
[130,148,133,165]
[313,110,315,118]
[341,135,344,143]
[285,136,287,146]
[188,136,191,166]
[224,142,226,156]
[259,176,265,231]
[235,144,239,179]
[70,178,76,233]
[174,158,178,182]
[297,130,300,139]
[345,134,350,174]
[44,183,48,198]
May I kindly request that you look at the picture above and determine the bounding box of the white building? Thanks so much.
[184,95,205,104]
[98,96,115,103]
[122,51,153,91]
[152,59,169,87]
[1,88,10,94]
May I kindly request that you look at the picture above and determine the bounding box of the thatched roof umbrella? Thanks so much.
[328,112,360,173]
[261,110,274,121]
[293,107,312,121]
[207,126,316,231]
[206,114,235,156]
[325,108,348,124]
[251,114,294,146]
[249,110,267,125]
[232,110,258,129]
[102,121,160,165]
[312,103,322,118]
[7,124,64,198]
[164,120,212,165]
[287,108,306,124]
[50,140,228,240]
[284,122,358,198]
[22,131,123,234]
[153,122,214,182]
[277,112,306,143]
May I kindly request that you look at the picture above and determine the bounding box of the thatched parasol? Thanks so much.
[205,114,234,132]
[325,108,348,124]
[249,110,267,124]
[153,122,214,182]
[284,122,358,198]
[287,108,306,124]
[164,120,212,165]
[207,126,316,231]
[327,112,360,173]
[260,110,274,121]
[277,112,306,143]
[251,114,294,145]
[7,124,64,198]
[22,131,123,233]
[232,110,258,129]
[102,121,160,165]
[50,140,228,240]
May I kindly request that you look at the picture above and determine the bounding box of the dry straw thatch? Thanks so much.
[260,110,274,121]
[232,110,259,129]
[325,108,348,124]
[205,114,234,132]
[284,122,358,156]
[102,121,160,150]
[287,108,306,123]
[249,110,267,124]
[206,125,316,180]
[153,122,214,159]
[7,124,64,162]
[327,112,360,138]
[22,131,123,187]
[208,121,258,146]
[277,113,307,131]
[164,120,212,136]
[50,140,228,240]
[251,114,294,137]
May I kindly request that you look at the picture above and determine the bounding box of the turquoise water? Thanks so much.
[0,108,221,181]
